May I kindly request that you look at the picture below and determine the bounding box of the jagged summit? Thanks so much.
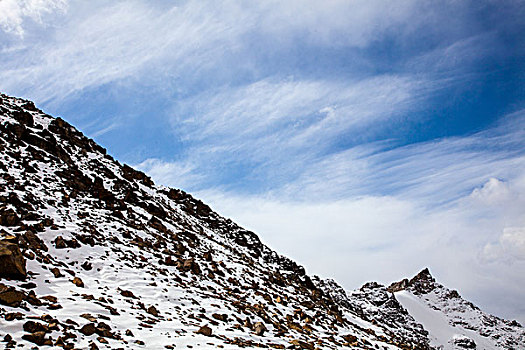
[388,269,523,349]
[0,93,524,349]
[387,268,436,294]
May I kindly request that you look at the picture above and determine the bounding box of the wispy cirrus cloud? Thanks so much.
[0,0,499,103]
[2,0,525,324]
[0,0,67,37]
[171,74,431,156]
[284,111,525,202]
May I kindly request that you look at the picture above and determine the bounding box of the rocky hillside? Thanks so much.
[0,92,523,349]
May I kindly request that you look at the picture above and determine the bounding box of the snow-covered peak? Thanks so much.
[391,270,524,349]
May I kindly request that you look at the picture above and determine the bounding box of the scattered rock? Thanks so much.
[23,320,48,333]
[54,236,67,249]
[0,208,19,226]
[0,283,25,307]
[196,325,213,337]
[0,239,27,280]
[22,331,52,346]
[72,277,84,287]
[20,282,36,289]
[54,236,81,249]
[453,335,477,349]
[50,267,63,278]
[5,312,24,321]
[254,322,267,336]
[120,289,135,298]
[97,336,108,344]
[80,313,97,322]
[147,305,159,317]
[289,339,315,350]
[212,313,228,322]
[342,334,358,343]
[80,323,97,336]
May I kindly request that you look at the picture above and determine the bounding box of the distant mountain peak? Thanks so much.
[387,267,436,294]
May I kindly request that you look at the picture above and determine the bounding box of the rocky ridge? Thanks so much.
[388,269,524,349]
[0,92,523,349]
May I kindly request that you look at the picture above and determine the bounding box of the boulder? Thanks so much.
[342,334,358,343]
[0,208,19,226]
[0,283,25,307]
[195,325,212,337]
[54,236,67,249]
[72,277,84,287]
[23,321,48,333]
[254,322,267,336]
[22,331,52,346]
[50,267,63,278]
[79,323,96,336]
[289,339,315,350]
[147,305,159,317]
[0,240,26,280]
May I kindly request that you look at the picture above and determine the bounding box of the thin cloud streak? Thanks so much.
[0,0,489,103]
[171,75,430,153]
[0,0,67,36]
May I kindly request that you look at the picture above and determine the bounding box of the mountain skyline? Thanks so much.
[0,93,523,348]
[1,0,524,324]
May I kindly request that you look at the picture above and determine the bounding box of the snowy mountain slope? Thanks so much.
[0,94,416,349]
[389,269,525,349]
[0,92,523,350]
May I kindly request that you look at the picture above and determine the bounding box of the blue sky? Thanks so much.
[1,0,525,323]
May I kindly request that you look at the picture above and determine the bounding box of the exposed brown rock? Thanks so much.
[147,305,159,317]
[120,289,136,298]
[212,313,228,322]
[5,312,23,321]
[79,323,96,336]
[0,283,25,307]
[50,267,63,278]
[54,236,80,249]
[196,325,212,336]
[289,339,315,350]
[54,236,67,249]
[254,322,267,336]
[342,334,358,343]
[23,320,48,333]
[22,331,52,346]
[72,277,84,287]
[0,239,26,280]
[0,207,19,226]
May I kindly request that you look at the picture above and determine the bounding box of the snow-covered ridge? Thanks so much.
[389,269,524,349]
[0,92,523,349]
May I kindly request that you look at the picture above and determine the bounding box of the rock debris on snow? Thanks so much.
[0,92,523,349]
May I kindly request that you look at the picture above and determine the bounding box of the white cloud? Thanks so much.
[484,227,525,262]
[0,0,67,36]
[136,158,203,191]
[171,75,428,157]
[470,178,512,205]
[0,0,485,103]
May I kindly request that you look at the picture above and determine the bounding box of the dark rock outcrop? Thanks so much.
[0,239,26,280]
